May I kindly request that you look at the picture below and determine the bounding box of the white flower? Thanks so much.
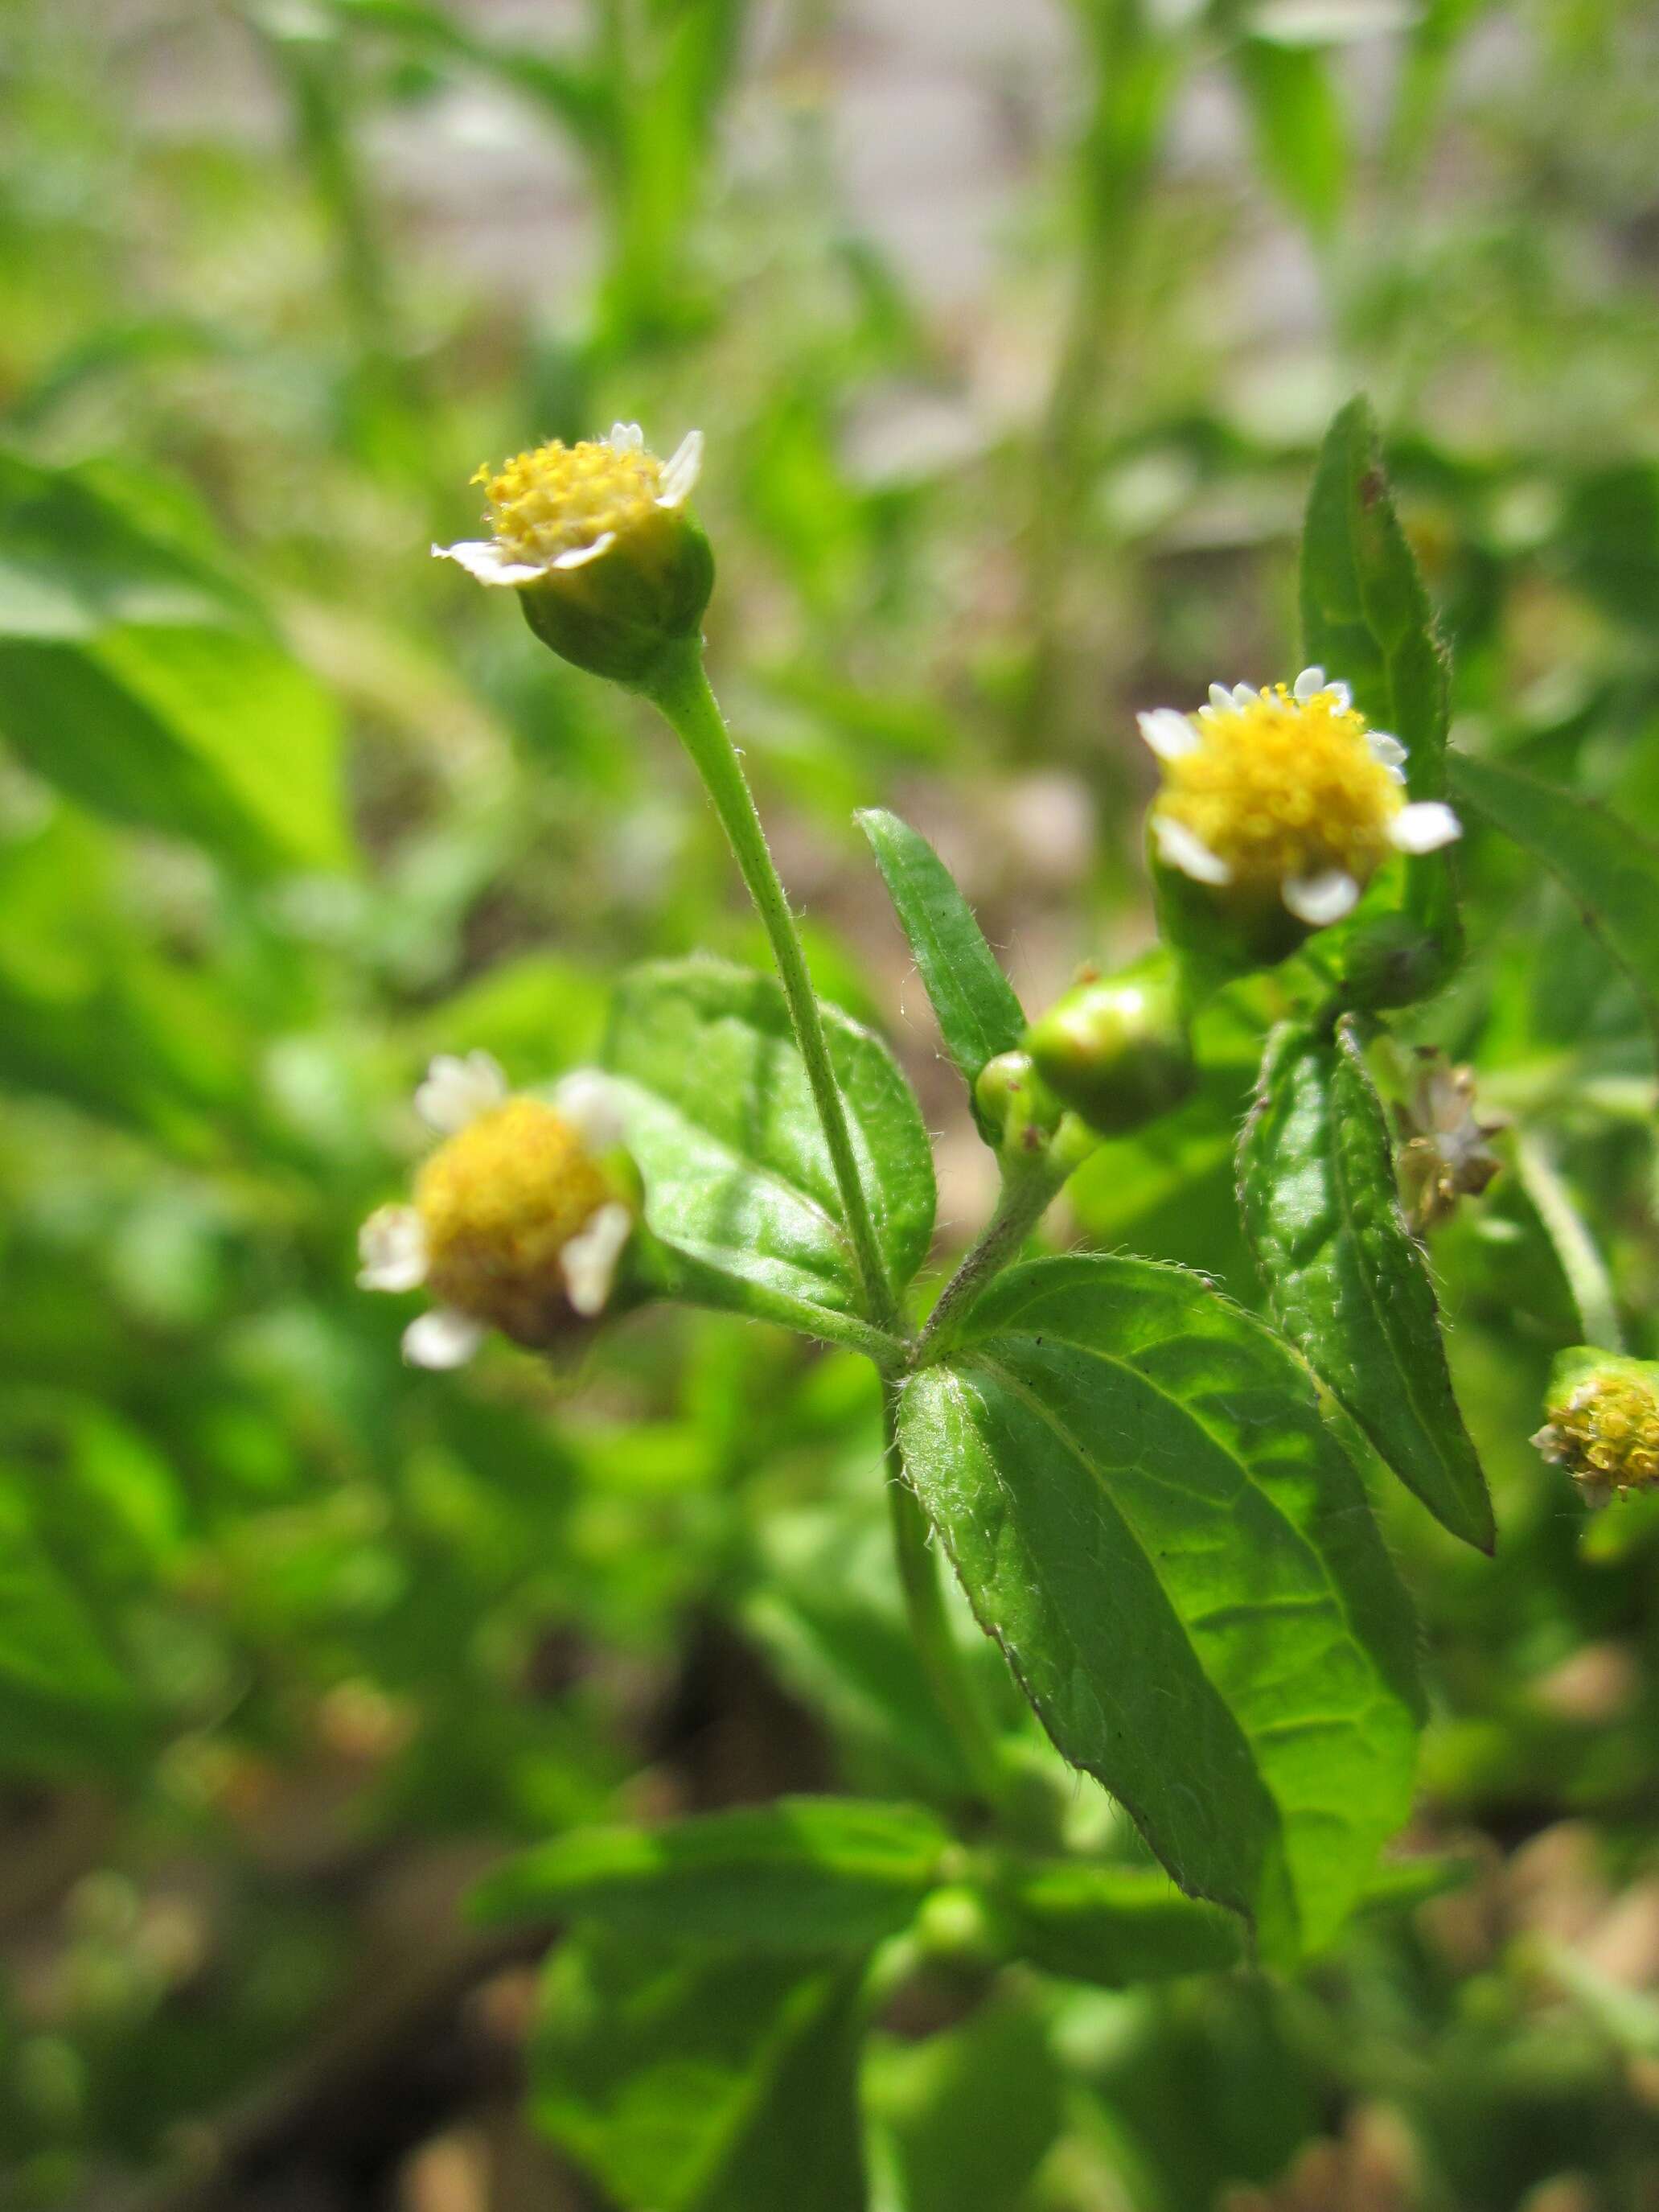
[358,1053,634,1367]
[1140,666,1462,928]
[433,425,704,588]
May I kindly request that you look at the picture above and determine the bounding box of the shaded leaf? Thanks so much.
[605,957,935,1333]
[988,1860,1243,1986]
[868,1988,1063,2212]
[900,1256,1421,1961]
[1450,748,1659,1053]
[1300,397,1459,987]
[532,1932,866,2212]
[473,1797,950,1951]
[1238,1018,1494,1550]
[856,808,1025,1141]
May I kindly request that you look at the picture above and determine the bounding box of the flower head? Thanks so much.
[434,424,712,685]
[1140,666,1460,928]
[1532,1348,1659,1506]
[1397,1052,1504,1230]
[359,1052,634,1368]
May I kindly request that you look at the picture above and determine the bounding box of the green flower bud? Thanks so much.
[1533,1347,1659,1504]
[1024,953,1194,1134]
[434,424,713,687]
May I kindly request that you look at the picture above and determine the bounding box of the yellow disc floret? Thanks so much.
[416,1099,615,1347]
[1534,1351,1659,1502]
[1160,683,1399,902]
[475,435,675,570]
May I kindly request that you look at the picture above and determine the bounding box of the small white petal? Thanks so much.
[656,429,704,509]
[1136,707,1200,760]
[550,530,615,571]
[358,1206,428,1293]
[1283,870,1361,926]
[403,1307,484,1369]
[1151,815,1232,886]
[561,1202,633,1318]
[415,1050,507,1135]
[1389,800,1462,855]
[1327,680,1353,711]
[1231,682,1258,710]
[1293,665,1324,702]
[608,421,644,452]
[1530,1425,1567,1465]
[1366,730,1407,768]
[1208,682,1234,713]
[553,1069,626,1153]
[432,540,546,587]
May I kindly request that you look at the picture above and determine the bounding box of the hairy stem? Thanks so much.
[914,1158,1067,1367]
[882,1379,1007,1811]
[644,644,901,1334]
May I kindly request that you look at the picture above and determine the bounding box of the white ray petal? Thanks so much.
[1231,682,1258,710]
[607,421,644,452]
[1283,869,1360,926]
[561,1202,633,1317]
[403,1307,485,1369]
[358,1205,428,1293]
[415,1050,507,1135]
[1389,800,1462,854]
[551,531,616,570]
[1366,730,1407,768]
[1293,665,1325,702]
[1136,707,1200,760]
[1151,814,1232,886]
[432,540,546,587]
[1208,682,1234,713]
[656,429,704,509]
[1327,680,1353,710]
[553,1069,626,1153]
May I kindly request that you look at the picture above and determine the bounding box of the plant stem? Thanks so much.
[643,643,901,1334]
[881,1378,1008,1812]
[914,1158,1067,1367]
[1512,1131,1624,1353]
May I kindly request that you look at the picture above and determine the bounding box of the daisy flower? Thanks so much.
[1140,665,1460,928]
[359,1052,634,1369]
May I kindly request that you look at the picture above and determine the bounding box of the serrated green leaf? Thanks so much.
[604,957,935,1334]
[856,808,1025,1141]
[1238,1018,1494,1551]
[899,1256,1421,1962]
[532,1933,867,2212]
[472,1797,950,1951]
[989,1860,1242,1986]
[1449,748,1659,1054]
[1300,397,1459,985]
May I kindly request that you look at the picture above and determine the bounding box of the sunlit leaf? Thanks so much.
[900,1256,1422,1961]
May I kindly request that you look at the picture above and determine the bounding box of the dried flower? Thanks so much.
[1397,1053,1504,1228]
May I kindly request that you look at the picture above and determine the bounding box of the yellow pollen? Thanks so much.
[474,438,668,568]
[1158,685,1402,898]
[1550,1377,1659,1493]
[415,1097,614,1345]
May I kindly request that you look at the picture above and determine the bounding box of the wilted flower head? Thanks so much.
[1398,1052,1504,1229]
[433,424,712,685]
[1533,1348,1659,1506]
[1140,666,1460,929]
[359,1052,634,1369]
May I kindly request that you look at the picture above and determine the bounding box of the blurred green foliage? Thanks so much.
[3,2,1659,2207]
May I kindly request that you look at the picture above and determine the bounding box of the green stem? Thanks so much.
[643,643,901,1334]
[1512,1131,1624,1354]
[914,1159,1067,1367]
[882,1379,1007,1812]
